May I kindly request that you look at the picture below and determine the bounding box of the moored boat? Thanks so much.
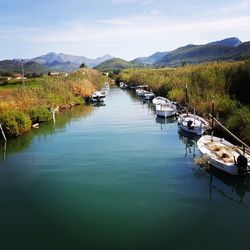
[152,96,170,106]
[155,103,177,117]
[197,135,250,175]
[91,91,106,102]
[143,91,155,100]
[119,82,128,89]
[136,88,147,97]
[178,112,210,135]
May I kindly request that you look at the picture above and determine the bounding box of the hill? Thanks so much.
[131,37,249,67]
[208,37,242,47]
[32,52,113,71]
[94,58,143,71]
[155,41,250,67]
[0,60,49,76]
[133,51,169,65]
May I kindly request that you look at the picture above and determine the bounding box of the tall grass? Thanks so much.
[117,60,250,144]
[0,68,108,136]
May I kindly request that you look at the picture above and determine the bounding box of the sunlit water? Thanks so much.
[0,87,250,250]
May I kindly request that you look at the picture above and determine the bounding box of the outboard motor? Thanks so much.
[237,154,248,174]
[187,120,194,130]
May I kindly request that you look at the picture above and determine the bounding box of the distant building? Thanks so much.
[49,72,69,77]
[12,73,26,80]
[48,72,60,76]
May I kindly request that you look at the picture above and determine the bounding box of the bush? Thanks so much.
[0,111,32,136]
[29,107,52,123]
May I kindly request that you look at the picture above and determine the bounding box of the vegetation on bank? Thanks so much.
[0,68,108,136]
[117,60,250,143]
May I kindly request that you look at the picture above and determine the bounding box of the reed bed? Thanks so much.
[117,60,250,143]
[0,68,108,136]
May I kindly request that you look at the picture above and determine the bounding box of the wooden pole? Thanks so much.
[211,96,215,134]
[185,83,188,104]
[209,114,250,151]
[3,141,6,161]
[52,110,56,126]
[0,124,7,142]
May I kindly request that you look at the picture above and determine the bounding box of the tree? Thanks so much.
[80,63,87,68]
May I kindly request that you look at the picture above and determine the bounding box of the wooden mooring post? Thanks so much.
[52,110,56,126]
[209,114,250,153]
[0,123,7,142]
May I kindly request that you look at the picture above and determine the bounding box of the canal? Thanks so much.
[0,87,250,250]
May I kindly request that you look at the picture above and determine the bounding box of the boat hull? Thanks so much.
[197,135,250,176]
[178,114,209,136]
[156,109,176,117]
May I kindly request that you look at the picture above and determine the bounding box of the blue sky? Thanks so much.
[1,0,250,60]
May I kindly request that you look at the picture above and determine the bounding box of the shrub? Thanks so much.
[0,111,32,136]
[29,107,52,123]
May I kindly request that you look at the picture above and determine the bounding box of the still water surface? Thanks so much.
[0,87,250,250]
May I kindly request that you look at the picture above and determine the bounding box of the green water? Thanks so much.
[0,88,250,250]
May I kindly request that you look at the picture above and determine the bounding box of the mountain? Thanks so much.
[131,37,248,67]
[133,51,169,65]
[155,39,250,67]
[32,52,113,71]
[0,60,49,76]
[94,58,143,71]
[208,37,242,47]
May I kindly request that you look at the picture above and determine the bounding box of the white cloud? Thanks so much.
[1,1,250,59]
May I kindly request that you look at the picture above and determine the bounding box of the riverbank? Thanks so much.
[117,60,250,144]
[0,68,109,137]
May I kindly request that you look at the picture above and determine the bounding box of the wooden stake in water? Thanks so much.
[0,123,7,142]
[52,110,56,126]
[3,141,6,161]
[211,96,215,138]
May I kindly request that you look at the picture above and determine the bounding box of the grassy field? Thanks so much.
[0,68,108,136]
[117,60,250,144]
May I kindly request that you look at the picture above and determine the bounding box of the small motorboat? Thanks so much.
[119,82,128,89]
[135,85,148,96]
[91,91,106,102]
[155,103,177,117]
[136,88,147,97]
[152,96,171,106]
[178,112,210,135]
[143,91,155,100]
[197,135,250,175]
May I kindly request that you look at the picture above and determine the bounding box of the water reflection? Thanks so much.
[178,129,199,157]
[0,105,94,160]
[193,166,250,206]
[155,116,176,130]
[92,102,106,107]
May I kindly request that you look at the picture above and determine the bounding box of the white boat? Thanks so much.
[178,112,210,135]
[136,88,147,97]
[197,135,250,175]
[119,82,128,89]
[143,91,155,100]
[152,96,170,106]
[156,103,177,117]
[91,91,106,102]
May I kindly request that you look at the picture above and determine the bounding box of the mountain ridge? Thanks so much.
[31,52,114,71]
